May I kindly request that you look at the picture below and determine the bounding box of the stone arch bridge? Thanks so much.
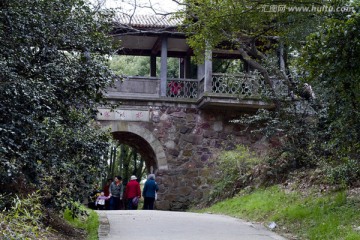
[97,83,276,210]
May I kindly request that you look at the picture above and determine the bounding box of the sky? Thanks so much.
[104,0,182,15]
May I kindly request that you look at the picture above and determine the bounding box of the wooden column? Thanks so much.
[179,56,191,79]
[179,58,185,78]
[197,63,205,79]
[204,47,212,92]
[160,37,168,97]
[150,55,157,77]
[184,56,191,79]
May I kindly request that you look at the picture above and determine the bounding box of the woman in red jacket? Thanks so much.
[125,175,141,210]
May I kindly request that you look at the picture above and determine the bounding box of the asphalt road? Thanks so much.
[97,210,286,240]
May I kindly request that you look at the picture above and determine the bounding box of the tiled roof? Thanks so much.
[117,14,183,28]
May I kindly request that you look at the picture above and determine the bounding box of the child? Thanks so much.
[95,191,109,210]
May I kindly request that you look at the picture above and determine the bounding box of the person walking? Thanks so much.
[109,176,124,210]
[95,191,110,210]
[103,178,113,210]
[142,174,159,210]
[125,175,141,210]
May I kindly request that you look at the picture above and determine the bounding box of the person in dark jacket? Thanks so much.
[109,176,124,210]
[142,174,159,210]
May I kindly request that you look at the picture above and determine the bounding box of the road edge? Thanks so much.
[97,211,110,238]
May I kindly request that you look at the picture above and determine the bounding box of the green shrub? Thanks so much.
[0,192,48,240]
[208,145,262,203]
[64,205,99,240]
[327,158,360,186]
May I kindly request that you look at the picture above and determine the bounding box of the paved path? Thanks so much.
[97,210,286,240]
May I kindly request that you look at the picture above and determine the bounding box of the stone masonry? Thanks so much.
[100,106,272,211]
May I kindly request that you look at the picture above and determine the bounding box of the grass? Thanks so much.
[195,186,360,240]
[64,206,99,240]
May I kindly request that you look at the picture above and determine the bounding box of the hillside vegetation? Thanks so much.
[193,146,360,239]
[197,186,360,240]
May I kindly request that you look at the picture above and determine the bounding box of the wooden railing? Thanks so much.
[166,78,199,99]
[106,76,160,99]
[211,72,265,98]
[105,73,278,101]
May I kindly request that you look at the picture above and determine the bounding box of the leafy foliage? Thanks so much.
[0,192,47,239]
[327,158,360,186]
[243,103,318,168]
[293,2,360,185]
[64,204,99,240]
[107,144,146,184]
[300,6,360,159]
[209,145,261,203]
[179,0,325,60]
[0,0,115,212]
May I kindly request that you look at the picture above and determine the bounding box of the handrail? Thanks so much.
[211,72,265,98]
[106,73,278,100]
[166,78,199,99]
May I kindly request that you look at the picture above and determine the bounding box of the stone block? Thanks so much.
[201,154,210,162]
[219,132,230,140]
[156,200,170,210]
[185,114,196,123]
[212,121,223,131]
[182,134,203,145]
[203,130,216,138]
[166,194,178,202]
[180,126,191,134]
[177,186,192,196]
[160,114,170,121]
[170,111,186,118]
[168,148,180,157]
[199,122,210,129]
[164,140,176,149]
[182,150,193,157]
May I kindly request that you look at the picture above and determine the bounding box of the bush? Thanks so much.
[327,158,360,186]
[64,205,99,240]
[0,192,48,240]
[208,145,262,203]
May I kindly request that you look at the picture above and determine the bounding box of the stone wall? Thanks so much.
[123,106,271,211]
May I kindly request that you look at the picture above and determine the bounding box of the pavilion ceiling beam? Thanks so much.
[151,37,163,55]
[117,48,191,58]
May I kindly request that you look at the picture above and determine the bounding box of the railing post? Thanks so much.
[160,37,168,97]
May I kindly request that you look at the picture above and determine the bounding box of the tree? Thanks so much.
[109,55,181,78]
[177,0,327,95]
[300,2,360,168]
[0,0,116,210]
[106,144,146,185]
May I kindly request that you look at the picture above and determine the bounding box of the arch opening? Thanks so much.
[101,121,168,171]
[112,131,158,174]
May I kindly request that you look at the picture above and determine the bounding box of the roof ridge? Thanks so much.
[117,13,182,28]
